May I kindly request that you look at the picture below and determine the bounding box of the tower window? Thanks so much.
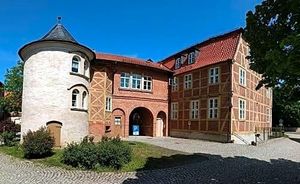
[82,91,87,109]
[72,56,80,73]
[72,89,79,107]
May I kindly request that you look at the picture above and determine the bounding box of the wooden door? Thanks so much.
[47,122,62,147]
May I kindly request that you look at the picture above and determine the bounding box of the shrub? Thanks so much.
[22,127,54,159]
[0,119,21,133]
[1,131,16,146]
[62,136,98,169]
[97,137,132,169]
[62,136,132,170]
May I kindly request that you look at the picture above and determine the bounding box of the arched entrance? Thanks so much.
[46,121,62,147]
[156,111,167,137]
[129,107,153,136]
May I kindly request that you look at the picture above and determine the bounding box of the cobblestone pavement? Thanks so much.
[1,137,300,184]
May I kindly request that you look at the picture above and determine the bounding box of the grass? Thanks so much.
[0,141,207,172]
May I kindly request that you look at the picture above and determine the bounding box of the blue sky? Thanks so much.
[0,0,261,82]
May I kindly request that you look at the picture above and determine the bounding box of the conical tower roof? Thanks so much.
[41,23,77,43]
[19,19,95,61]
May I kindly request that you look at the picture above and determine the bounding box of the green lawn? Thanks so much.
[0,141,207,172]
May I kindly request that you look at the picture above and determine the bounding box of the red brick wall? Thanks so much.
[89,61,169,139]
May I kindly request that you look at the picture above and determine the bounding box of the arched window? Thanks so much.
[82,91,87,109]
[72,56,80,73]
[83,61,89,77]
[72,89,79,107]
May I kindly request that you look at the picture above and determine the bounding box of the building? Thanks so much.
[18,22,272,146]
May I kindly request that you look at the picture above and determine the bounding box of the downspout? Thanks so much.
[227,60,233,142]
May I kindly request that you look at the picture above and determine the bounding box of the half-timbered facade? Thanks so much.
[161,29,272,144]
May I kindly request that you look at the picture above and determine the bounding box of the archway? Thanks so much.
[156,111,167,137]
[129,107,153,136]
[46,121,62,147]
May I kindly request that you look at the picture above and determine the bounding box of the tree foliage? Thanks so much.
[272,85,300,127]
[244,0,300,96]
[0,61,24,113]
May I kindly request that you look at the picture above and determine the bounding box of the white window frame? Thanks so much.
[175,58,181,69]
[266,108,271,123]
[190,100,199,119]
[208,98,218,119]
[72,56,80,73]
[131,74,142,90]
[114,116,121,125]
[184,74,192,89]
[188,52,196,64]
[209,67,219,84]
[120,72,130,88]
[266,88,271,98]
[171,102,178,120]
[143,76,152,91]
[239,98,246,120]
[239,67,246,86]
[172,77,178,91]
[82,91,87,109]
[105,96,112,112]
[72,89,80,108]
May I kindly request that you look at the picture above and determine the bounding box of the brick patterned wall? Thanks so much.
[231,38,272,133]
[170,61,231,139]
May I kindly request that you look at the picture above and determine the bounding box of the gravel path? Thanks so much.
[0,137,299,184]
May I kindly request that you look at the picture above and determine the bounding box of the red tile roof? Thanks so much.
[95,53,172,72]
[160,28,243,75]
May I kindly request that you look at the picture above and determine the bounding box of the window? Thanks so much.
[266,108,271,122]
[190,100,199,119]
[184,74,192,89]
[83,61,89,76]
[239,68,246,86]
[209,67,219,84]
[266,88,271,98]
[82,91,87,109]
[171,102,178,120]
[208,98,218,119]
[105,96,112,112]
[143,76,152,91]
[114,117,121,125]
[72,56,80,73]
[120,72,130,88]
[72,89,79,107]
[239,98,246,120]
[188,52,196,64]
[172,77,178,91]
[175,58,181,69]
[131,74,142,89]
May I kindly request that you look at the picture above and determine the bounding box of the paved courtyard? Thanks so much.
[0,137,300,184]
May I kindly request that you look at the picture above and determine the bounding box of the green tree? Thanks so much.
[244,0,300,126]
[244,0,300,95]
[0,61,24,113]
[272,85,300,127]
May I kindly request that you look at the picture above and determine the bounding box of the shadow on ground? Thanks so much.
[289,138,300,143]
[123,153,300,184]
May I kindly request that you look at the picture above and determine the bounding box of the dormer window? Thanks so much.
[188,52,196,64]
[175,58,181,69]
[72,56,80,73]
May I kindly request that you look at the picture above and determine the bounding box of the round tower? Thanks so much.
[18,20,95,146]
